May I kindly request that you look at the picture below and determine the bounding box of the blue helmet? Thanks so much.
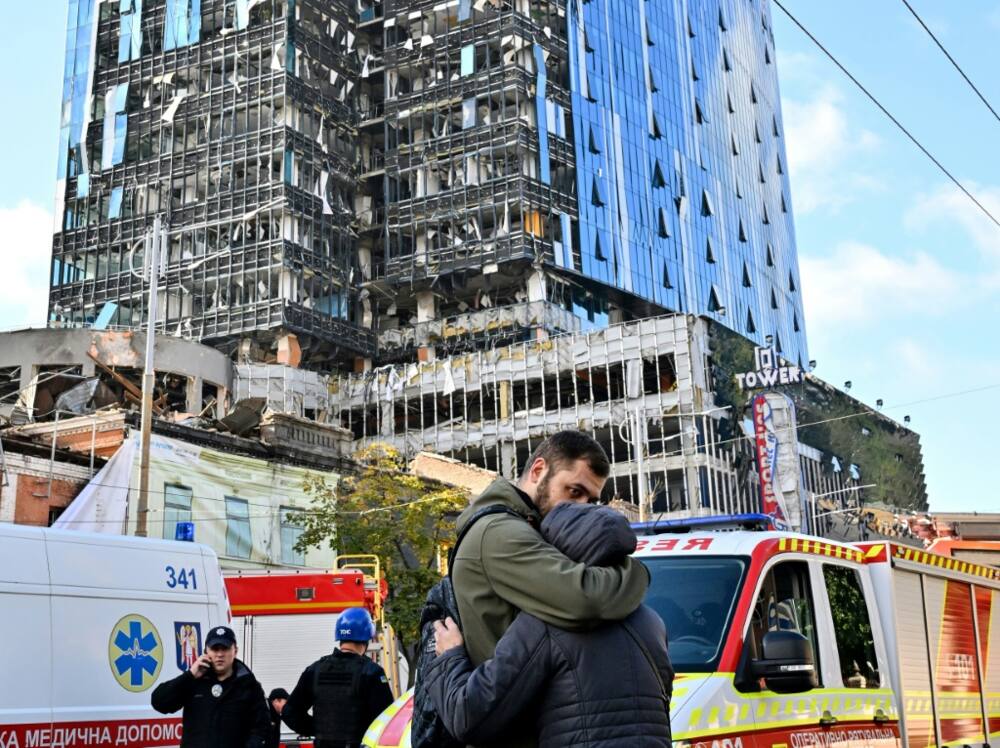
[336,607,375,643]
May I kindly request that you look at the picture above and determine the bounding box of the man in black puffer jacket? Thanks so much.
[152,626,271,748]
[426,502,673,747]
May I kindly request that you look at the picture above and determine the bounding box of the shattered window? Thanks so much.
[234,0,249,30]
[164,0,202,50]
[108,187,124,219]
[225,496,252,559]
[102,83,130,169]
[461,44,474,76]
[462,98,476,129]
[118,3,143,63]
[163,484,193,541]
[280,507,305,566]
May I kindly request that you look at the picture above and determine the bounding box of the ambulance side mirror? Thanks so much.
[751,630,818,694]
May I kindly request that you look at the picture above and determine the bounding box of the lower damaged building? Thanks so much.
[0,328,353,569]
[248,313,929,525]
[0,317,929,542]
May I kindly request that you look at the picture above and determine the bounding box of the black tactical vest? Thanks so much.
[313,652,368,745]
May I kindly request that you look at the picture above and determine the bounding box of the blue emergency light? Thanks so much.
[175,522,195,542]
[631,513,775,535]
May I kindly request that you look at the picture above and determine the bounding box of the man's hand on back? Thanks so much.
[433,617,464,656]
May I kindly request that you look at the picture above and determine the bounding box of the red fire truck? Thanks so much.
[224,556,399,746]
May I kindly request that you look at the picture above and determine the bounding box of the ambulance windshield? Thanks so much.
[641,556,747,673]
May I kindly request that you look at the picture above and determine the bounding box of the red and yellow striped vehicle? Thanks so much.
[365,515,1000,748]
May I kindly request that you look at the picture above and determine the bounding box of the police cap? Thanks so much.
[205,625,237,649]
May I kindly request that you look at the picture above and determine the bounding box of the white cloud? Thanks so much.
[988,5,1000,30]
[799,241,963,329]
[904,12,950,39]
[0,200,53,330]
[782,86,882,214]
[905,182,1000,262]
[892,338,938,383]
[774,51,825,87]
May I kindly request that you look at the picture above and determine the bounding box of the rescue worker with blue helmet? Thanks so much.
[282,608,394,748]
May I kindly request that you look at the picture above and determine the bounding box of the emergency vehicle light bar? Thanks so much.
[631,513,775,535]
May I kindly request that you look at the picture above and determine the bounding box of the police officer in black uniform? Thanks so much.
[282,608,395,748]
[152,625,271,748]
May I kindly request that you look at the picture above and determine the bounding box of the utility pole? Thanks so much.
[136,216,163,537]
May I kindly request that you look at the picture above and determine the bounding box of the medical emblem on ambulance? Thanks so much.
[174,622,202,671]
[108,614,163,692]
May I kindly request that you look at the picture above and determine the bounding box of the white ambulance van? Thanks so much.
[0,524,230,748]
[363,515,1000,748]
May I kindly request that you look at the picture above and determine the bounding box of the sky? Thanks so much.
[771,0,1000,513]
[0,1,997,512]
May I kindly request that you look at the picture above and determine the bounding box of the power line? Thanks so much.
[645,379,1000,462]
[899,0,1000,127]
[772,0,1000,231]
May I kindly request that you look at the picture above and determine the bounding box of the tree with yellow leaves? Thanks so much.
[295,444,468,682]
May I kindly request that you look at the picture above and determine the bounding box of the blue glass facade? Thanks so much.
[565,0,808,364]
[49,0,807,371]
[56,1,97,186]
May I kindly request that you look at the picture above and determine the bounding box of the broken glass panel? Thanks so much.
[164,0,200,49]
[118,0,143,62]
[534,44,550,185]
[58,0,96,184]
[190,0,202,42]
[462,98,476,129]
[164,0,188,51]
[235,0,250,30]
[118,14,133,62]
[113,113,128,165]
[109,187,124,219]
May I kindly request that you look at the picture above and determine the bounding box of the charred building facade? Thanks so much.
[50,0,808,372]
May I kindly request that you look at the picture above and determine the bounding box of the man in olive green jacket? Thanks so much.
[450,431,650,745]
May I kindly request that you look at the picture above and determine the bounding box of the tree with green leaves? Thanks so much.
[295,444,468,684]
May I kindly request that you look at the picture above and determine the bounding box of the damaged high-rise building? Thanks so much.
[50,0,372,369]
[373,0,808,369]
[50,0,808,371]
